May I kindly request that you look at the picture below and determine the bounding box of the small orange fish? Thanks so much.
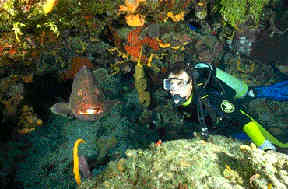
[155,140,162,147]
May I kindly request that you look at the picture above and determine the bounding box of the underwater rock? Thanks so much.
[225,24,258,56]
[50,66,119,121]
[251,32,288,63]
[79,136,288,189]
[194,35,223,64]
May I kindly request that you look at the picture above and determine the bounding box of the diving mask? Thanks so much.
[163,78,190,93]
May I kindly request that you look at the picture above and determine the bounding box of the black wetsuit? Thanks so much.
[178,64,252,137]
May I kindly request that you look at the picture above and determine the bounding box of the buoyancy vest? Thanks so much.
[185,62,250,100]
[184,62,247,127]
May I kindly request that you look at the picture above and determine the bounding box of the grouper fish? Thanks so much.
[50,66,119,121]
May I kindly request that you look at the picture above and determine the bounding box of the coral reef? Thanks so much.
[61,56,94,80]
[0,0,120,76]
[194,1,207,21]
[16,108,133,188]
[15,64,134,188]
[218,0,270,29]
[240,143,288,188]
[17,105,43,135]
[194,34,224,64]
[2,0,288,188]
[226,23,259,56]
[79,136,288,189]
[0,76,24,123]
[95,136,118,162]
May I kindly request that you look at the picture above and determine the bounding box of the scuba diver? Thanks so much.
[163,62,288,151]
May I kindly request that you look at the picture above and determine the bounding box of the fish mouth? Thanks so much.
[78,106,104,115]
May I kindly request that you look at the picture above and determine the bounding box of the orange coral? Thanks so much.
[125,27,145,61]
[61,57,93,80]
[119,0,146,14]
[119,0,137,14]
[125,14,145,27]
[22,74,33,83]
[118,0,146,26]
[167,11,185,22]
[124,45,142,59]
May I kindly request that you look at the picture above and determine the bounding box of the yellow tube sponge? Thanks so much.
[133,48,151,107]
[134,64,151,107]
[73,138,86,185]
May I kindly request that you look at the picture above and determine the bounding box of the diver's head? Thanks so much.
[163,63,193,105]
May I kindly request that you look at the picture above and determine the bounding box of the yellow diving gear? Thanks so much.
[243,121,266,147]
[241,110,288,149]
[182,95,193,107]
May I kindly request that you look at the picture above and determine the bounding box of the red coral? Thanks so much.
[124,45,142,60]
[127,27,142,46]
[125,28,159,62]
[142,37,159,51]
